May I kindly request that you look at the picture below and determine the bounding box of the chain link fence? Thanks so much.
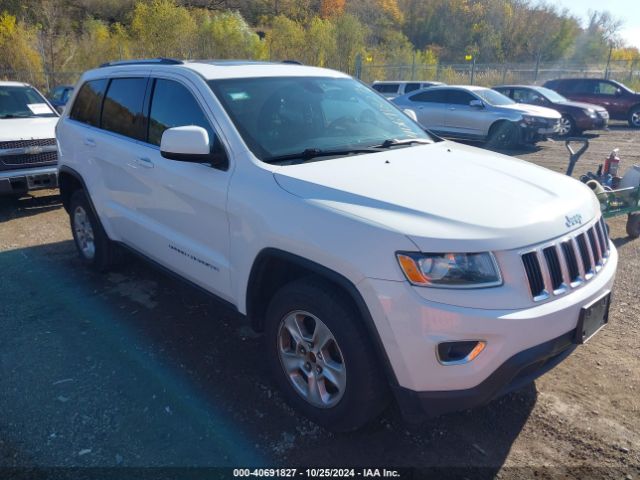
[358,60,640,88]
[2,60,639,94]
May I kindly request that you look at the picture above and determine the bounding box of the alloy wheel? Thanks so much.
[558,116,573,136]
[73,206,96,260]
[277,310,347,408]
[631,110,640,127]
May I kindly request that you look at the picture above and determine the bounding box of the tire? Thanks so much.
[628,105,640,129]
[557,115,576,137]
[264,277,389,431]
[488,121,519,149]
[626,213,640,239]
[69,189,120,272]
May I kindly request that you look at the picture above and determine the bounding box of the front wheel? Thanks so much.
[557,115,576,137]
[629,106,640,128]
[488,121,519,149]
[265,278,388,431]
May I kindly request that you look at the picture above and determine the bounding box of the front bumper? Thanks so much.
[358,243,617,419]
[520,121,559,143]
[0,166,58,195]
[393,329,576,421]
[576,115,609,131]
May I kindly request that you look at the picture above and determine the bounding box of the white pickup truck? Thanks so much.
[0,81,59,195]
[55,59,617,431]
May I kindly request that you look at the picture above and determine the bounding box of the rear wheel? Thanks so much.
[69,189,120,271]
[265,278,388,431]
[557,115,576,137]
[629,106,640,128]
[626,213,640,239]
[488,121,519,149]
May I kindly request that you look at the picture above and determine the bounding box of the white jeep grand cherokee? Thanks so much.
[56,59,617,431]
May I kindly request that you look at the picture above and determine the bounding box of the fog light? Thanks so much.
[437,340,486,365]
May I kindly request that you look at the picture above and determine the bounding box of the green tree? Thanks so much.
[130,0,197,58]
[0,12,44,85]
[197,10,265,59]
[266,15,306,61]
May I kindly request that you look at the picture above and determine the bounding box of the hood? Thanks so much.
[556,100,607,112]
[273,141,599,252]
[0,117,58,142]
[499,103,561,119]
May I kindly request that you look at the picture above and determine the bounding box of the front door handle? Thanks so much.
[83,138,96,147]
[136,157,154,169]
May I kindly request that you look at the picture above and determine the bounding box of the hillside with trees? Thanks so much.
[0,0,638,88]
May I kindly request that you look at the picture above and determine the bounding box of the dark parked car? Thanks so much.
[543,78,640,128]
[493,85,608,136]
[48,85,74,113]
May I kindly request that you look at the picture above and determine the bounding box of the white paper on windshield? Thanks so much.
[27,103,53,115]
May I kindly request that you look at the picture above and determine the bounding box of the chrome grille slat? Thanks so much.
[522,218,610,302]
[587,227,601,267]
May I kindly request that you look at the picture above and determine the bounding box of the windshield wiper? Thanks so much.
[0,114,32,119]
[264,147,382,164]
[375,138,432,148]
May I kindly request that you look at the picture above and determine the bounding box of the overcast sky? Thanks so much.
[552,0,640,48]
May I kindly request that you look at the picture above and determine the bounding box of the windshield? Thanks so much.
[208,76,432,161]
[535,87,567,103]
[0,85,57,119]
[474,88,515,106]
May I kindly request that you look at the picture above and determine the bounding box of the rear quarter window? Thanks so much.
[69,79,108,127]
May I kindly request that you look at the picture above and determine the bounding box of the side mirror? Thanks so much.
[403,109,418,122]
[615,88,622,97]
[160,126,226,168]
[469,99,484,108]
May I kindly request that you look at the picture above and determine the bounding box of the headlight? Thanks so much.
[396,252,502,288]
[584,108,597,118]
[521,115,536,124]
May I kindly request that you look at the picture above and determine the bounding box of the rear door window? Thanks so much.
[101,78,148,140]
[409,89,447,103]
[69,79,108,127]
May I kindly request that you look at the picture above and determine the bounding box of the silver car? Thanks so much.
[392,85,561,148]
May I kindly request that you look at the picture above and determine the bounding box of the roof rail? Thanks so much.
[99,58,184,68]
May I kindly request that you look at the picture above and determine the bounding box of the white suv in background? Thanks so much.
[0,81,59,195]
[56,59,617,431]
[371,80,444,99]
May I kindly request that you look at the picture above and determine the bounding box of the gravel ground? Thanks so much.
[0,123,638,479]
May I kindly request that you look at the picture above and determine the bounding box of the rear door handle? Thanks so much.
[83,138,96,147]
[136,157,154,169]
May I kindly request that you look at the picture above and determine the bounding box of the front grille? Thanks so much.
[0,138,58,171]
[0,151,58,169]
[0,138,56,149]
[521,220,610,301]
